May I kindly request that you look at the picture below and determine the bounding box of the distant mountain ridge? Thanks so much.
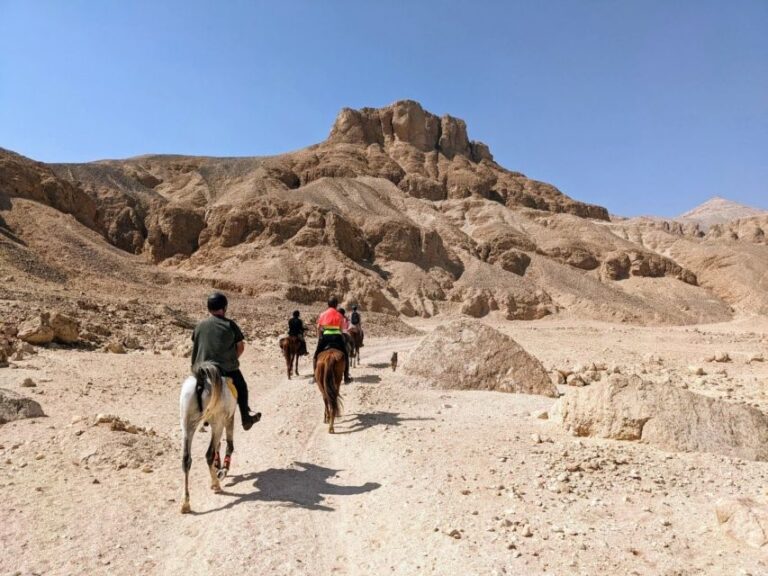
[677,196,766,229]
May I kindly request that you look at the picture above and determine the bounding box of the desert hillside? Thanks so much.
[2,100,767,327]
[677,196,767,230]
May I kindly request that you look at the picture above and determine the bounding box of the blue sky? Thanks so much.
[1,0,765,216]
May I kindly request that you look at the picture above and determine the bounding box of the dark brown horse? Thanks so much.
[314,348,344,433]
[348,326,363,367]
[279,336,302,379]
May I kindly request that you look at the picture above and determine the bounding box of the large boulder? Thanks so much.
[401,320,557,397]
[0,388,45,424]
[715,498,768,548]
[50,312,79,344]
[552,375,768,461]
[17,313,55,345]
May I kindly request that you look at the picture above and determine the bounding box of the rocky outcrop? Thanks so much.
[600,250,697,284]
[707,215,768,245]
[326,101,608,218]
[402,320,558,397]
[50,312,79,344]
[18,312,79,345]
[144,205,205,262]
[553,375,768,461]
[17,313,55,345]
[0,388,45,424]
[0,148,99,230]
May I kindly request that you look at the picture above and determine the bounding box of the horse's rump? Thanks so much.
[316,348,344,415]
[348,326,363,347]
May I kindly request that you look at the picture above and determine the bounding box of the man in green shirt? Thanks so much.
[191,292,261,430]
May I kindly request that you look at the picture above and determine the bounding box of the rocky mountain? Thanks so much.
[1,100,767,324]
[677,196,767,230]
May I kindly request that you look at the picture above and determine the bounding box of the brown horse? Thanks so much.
[348,326,363,367]
[279,336,302,379]
[314,348,344,433]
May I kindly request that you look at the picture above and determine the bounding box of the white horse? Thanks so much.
[179,361,237,514]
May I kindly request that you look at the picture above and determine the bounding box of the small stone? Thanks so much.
[448,529,462,539]
[20,378,36,388]
[106,341,126,354]
[714,352,731,363]
[530,433,542,444]
[141,465,153,473]
[34,453,44,460]
[521,524,533,537]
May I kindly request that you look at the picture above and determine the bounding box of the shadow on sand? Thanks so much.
[192,461,380,514]
[352,373,381,384]
[366,362,391,369]
[334,411,434,435]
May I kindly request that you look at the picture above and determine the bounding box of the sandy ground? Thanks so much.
[2,318,768,576]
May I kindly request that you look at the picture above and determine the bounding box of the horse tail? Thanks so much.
[325,354,343,419]
[195,362,223,421]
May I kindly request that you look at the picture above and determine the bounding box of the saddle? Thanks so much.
[319,338,347,355]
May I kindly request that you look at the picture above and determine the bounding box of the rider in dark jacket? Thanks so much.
[287,310,307,355]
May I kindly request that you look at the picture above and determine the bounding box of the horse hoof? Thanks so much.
[212,484,222,493]
[181,502,191,514]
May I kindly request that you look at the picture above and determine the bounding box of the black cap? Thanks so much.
[292,310,300,317]
[339,307,346,315]
[352,305,358,310]
[207,292,228,311]
[327,296,338,308]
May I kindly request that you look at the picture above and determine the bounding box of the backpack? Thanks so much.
[350,311,360,325]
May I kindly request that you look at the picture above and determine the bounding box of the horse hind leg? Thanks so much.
[206,426,224,492]
[181,427,194,513]
[218,415,235,480]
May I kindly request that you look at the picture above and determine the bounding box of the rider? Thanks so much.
[313,297,352,384]
[191,292,261,430]
[350,305,364,347]
[338,307,350,333]
[288,310,308,356]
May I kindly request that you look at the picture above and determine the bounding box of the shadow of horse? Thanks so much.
[192,461,380,514]
[335,411,434,435]
[353,374,381,384]
[366,362,391,369]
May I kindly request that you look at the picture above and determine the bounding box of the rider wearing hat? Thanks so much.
[191,292,261,430]
[313,296,352,384]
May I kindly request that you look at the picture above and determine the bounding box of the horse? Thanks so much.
[179,361,237,514]
[390,351,398,372]
[347,326,363,368]
[314,348,344,433]
[279,335,302,379]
